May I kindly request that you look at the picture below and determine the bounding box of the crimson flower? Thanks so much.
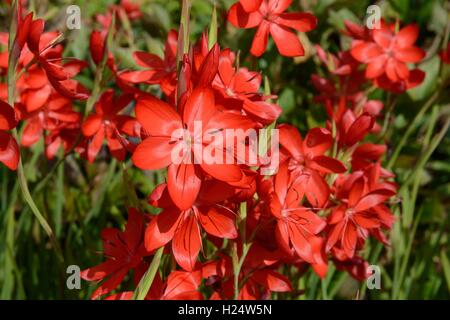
[268,162,328,277]
[213,49,281,125]
[17,94,80,148]
[203,244,292,299]
[120,30,178,97]
[338,109,375,147]
[44,122,83,160]
[81,208,149,299]
[279,124,346,207]
[27,19,89,100]
[228,0,317,57]
[349,20,425,91]
[0,101,19,170]
[145,181,238,271]
[82,90,139,162]
[326,165,396,259]
[132,87,253,210]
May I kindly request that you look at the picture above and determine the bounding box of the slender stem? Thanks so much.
[232,241,252,300]
[7,0,61,259]
[401,116,450,187]
[386,91,439,169]
[132,246,164,300]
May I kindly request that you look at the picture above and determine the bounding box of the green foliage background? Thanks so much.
[0,0,449,299]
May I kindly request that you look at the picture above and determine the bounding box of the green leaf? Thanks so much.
[440,250,450,294]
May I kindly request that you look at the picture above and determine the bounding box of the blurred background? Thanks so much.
[0,0,449,299]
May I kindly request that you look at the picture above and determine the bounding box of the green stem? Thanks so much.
[132,246,164,300]
[401,116,450,188]
[7,0,60,259]
[386,91,439,169]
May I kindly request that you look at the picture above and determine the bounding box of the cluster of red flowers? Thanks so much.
[0,0,437,300]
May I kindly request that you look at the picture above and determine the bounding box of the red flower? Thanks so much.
[17,93,81,148]
[228,0,317,57]
[0,101,19,170]
[203,244,292,299]
[315,45,359,76]
[145,181,238,271]
[120,30,178,97]
[268,162,328,277]
[81,208,149,299]
[44,122,82,160]
[213,49,281,125]
[27,19,89,100]
[105,269,203,300]
[132,87,253,210]
[349,20,425,91]
[82,90,139,162]
[338,109,375,147]
[326,166,396,259]
[279,124,346,207]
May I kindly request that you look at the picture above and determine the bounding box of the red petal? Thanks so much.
[394,47,425,63]
[243,99,281,124]
[304,170,329,208]
[269,0,293,13]
[252,270,292,292]
[277,12,317,32]
[0,101,17,130]
[351,42,383,63]
[196,44,220,88]
[239,0,262,12]
[90,30,105,65]
[198,206,238,239]
[365,55,387,79]
[250,21,270,57]
[343,221,357,258]
[373,28,393,49]
[82,114,102,137]
[228,3,263,29]
[119,70,156,83]
[344,114,374,146]
[310,155,346,173]
[270,23,304,57]
[145,209,182,252]
[354,189,395,212]
[288,222,314,263]
[24,86,52,112]
[396,24,419,48]
[0,132,20,170]
[20,119,43,147]
[133,51,164,68]
[279,124,303,158]
[304,127,332,156]
[164,270,201,299]
[27,19,45,54]
[90,267,129,300]
[172,214,202,271]
[183,87,217,131]
[135,94,182,136]
[132,136,175,170]
[168,162,202,210]
[87,127,104,162]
